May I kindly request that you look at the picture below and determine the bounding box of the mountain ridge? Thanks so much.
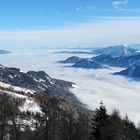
[72,58,108,69]
[0,65,80,104]
[114,63,140,78]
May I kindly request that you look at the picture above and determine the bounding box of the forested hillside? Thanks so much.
[0,91,140,140]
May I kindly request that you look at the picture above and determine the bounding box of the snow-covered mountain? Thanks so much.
[0,65,79,103]
[57,44,138,57]
[93,53,140,68]
[72,58,107,69]
[58,56,81,63]
[114,64,140,78]
[91,44,138,57]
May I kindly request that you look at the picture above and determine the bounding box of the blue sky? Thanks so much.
[0,0,140,30]
[0,0,140,48]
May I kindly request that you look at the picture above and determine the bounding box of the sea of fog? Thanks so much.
[1,48,140,125]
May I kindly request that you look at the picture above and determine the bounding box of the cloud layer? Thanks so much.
[1,49,140,125]
[0,17,140,48]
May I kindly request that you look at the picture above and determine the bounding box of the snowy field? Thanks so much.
[0,48,140,125]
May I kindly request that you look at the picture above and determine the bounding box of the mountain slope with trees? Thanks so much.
[0,65,139,140]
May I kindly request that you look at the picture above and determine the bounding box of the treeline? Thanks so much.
[0,93,90,140]
[0,92,140,140]
[90,102,140,140]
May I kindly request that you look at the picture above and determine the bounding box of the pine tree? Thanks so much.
[109,109,124,140]
[91,101,110,140]
[123,115,137,140]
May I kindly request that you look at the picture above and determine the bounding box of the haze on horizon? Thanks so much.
[0,0,140,48]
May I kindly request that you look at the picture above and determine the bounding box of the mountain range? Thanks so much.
[93,53,140,68]
[57,44,139,57]
[58,56,81,64]
[91,44,138,57]
[58,44,140,78]
[59,45,140,68]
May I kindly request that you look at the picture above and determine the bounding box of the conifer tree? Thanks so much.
[91,101,110,140]
[123,115,137,140]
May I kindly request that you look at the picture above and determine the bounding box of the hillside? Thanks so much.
[0,65,139,140]
[114,64,140,78]
[0,65,80,103]
[0,65,90,140]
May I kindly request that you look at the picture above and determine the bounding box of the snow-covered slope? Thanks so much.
[0,65,80,103]
[0,81,35,94]
[0,86,42,114]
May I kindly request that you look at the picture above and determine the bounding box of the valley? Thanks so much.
[0,47,140,125]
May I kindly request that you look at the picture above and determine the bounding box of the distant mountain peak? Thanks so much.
[58,56,81,64]
[92,44,138,57]
[122,43,127,47]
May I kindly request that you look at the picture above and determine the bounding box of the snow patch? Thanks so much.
[39,79,46,83]
[19,98,42,114]
[46,76,55,85]
[0,89,27,98]
[0,89,43,115]
[72,84,79,89]
[0,81,35,94]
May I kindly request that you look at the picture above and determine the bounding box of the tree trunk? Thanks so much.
[1,112,6,140]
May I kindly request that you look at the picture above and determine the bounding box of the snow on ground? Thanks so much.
[0,88,43,131]
[19,119,37,131]
[0,85,42,115]
[19,98,42,114]
[72,84,79,89]
[0,81,35,94]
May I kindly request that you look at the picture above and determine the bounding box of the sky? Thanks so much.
[0,0,140,48]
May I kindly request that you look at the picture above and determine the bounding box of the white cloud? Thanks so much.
[75,7,81,12]
[112,0,140,12]
[0,17,140,48]
[112,0,128,9]
[76,5,96,12]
